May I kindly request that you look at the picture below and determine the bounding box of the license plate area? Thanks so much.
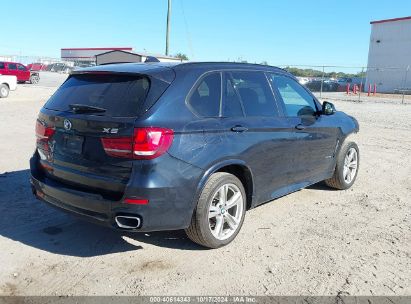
[62,134,84,155]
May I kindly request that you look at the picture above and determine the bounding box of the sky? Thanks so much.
[1,0,410,71]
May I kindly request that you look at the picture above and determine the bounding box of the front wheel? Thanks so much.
[185,172,246,248]
[30,75,39,84]
[325,141,359,190]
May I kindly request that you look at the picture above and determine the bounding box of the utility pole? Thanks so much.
[166,0,171,56]
[320,65,325,98]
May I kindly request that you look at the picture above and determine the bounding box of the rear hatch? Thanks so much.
[35,71,172,200]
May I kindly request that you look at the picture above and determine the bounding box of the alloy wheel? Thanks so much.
[208,183,244,240]
[343,147,358,183]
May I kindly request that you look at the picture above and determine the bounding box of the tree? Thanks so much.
[234,57,248,63]
[174,53,189,61]
[284,66,364,79]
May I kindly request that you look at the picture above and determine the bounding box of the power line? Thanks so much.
[180,0,194,60]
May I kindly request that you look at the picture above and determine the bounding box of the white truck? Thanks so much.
[0,75,17,98]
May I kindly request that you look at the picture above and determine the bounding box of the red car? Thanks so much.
[27,63,48,71]
[0,61,40,84]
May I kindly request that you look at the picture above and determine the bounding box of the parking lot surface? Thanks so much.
[0,72,410,295]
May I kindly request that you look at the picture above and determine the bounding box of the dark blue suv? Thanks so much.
[30,62,359,248]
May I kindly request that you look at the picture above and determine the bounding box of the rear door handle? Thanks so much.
[231,126,248,132]
[295,124,306,130]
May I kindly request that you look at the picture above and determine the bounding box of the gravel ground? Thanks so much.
[0,72,410,296]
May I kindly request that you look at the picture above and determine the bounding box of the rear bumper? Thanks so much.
[30,152,204,232]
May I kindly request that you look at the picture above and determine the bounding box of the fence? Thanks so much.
[278,65,411,104]
[2,55,411,103]
[0,55,63,65]
[0,54,86,73]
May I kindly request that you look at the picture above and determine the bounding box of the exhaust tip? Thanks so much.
[115,215,141,229]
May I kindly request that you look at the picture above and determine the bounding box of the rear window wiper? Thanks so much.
[69,104,107,114]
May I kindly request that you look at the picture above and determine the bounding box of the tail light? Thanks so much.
[35,120,55,151]
[101,127,174,160]
[124,198,149,205]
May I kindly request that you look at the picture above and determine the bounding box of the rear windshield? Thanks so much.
[45,74,150,117]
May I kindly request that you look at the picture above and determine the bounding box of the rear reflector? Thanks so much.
[36,190,45,199]
[101,127,174,160]
[39,161,53,172]
[124,198,149,205]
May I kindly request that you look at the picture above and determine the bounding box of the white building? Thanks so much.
[366,16,411,93]
[61,47,134,64]
[0,55,16,62]
[95,50,182,65]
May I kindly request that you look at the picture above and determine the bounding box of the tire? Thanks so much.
[0,84,9,98]
[30,75,39,84]
[185,172,247,248]
[325,141,359,190]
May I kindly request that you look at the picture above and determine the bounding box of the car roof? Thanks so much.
[72,62,175,75]
[174,61,287,73]
[75,61,288,75]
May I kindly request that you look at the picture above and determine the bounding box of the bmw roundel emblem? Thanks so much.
[63,119,72,131]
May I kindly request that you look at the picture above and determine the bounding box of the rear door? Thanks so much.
[37,73,152,197]
[268,73,339,185]
[17,63,30,81]
[219,71,296,203]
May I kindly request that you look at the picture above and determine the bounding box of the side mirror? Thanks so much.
[322,101,336,115]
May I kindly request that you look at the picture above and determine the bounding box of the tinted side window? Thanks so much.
[17,64,26,71]
[269,74,317,117]
[8,63,17,70]
[0,62,4,69]
[222,74,244,117]
[229,71,277,117]
[188,73,221,117]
